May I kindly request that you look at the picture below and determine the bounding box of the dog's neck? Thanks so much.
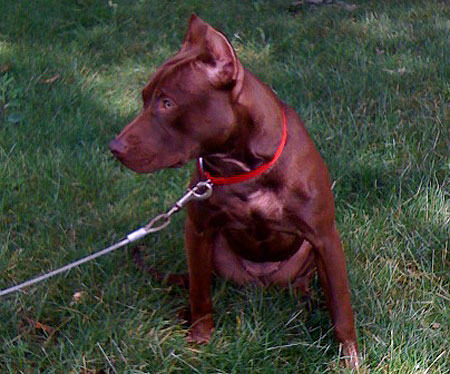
[203,69,285,178]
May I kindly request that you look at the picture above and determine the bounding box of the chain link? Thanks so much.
[144,180,213,232]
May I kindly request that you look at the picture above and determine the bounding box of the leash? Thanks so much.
[1,107,288,298]
[0,180,213,298]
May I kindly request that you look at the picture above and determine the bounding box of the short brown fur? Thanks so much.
[110,15,360,368]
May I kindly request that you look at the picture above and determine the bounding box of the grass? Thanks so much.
[0,0,448,372]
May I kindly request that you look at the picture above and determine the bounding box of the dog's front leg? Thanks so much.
[313,225,360,369]
[184,216,215,344]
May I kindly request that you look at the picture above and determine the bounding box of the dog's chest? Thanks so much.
[206,187,301,261]
[212,188,285,223]
[245,189,284,220]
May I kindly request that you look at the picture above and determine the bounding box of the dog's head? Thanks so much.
[109,14,244,173]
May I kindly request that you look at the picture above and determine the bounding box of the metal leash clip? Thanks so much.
[128,180,213,240]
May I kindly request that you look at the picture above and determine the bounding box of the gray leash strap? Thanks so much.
[0,239,129,297]
[0,180,213,298]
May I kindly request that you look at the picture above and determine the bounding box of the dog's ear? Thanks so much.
[182,14,209,51]
[182,14,239,88]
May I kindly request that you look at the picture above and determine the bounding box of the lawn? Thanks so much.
[0,0,448,373]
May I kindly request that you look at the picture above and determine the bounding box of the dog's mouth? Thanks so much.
[169,160,185,169]
[112,153,188,174]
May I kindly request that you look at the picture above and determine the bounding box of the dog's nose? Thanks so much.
[109,138,128,157]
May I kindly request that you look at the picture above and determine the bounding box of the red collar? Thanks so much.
[197,107,287,185]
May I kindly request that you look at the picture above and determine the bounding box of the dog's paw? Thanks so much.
[186,317,214,344]
[342,341,361,370]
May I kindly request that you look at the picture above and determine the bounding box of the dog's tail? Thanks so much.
[131,246,189,289]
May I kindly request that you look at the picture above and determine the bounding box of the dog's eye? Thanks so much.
[162,98,173,110]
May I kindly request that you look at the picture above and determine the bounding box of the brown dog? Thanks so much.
[110,15,360,368]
